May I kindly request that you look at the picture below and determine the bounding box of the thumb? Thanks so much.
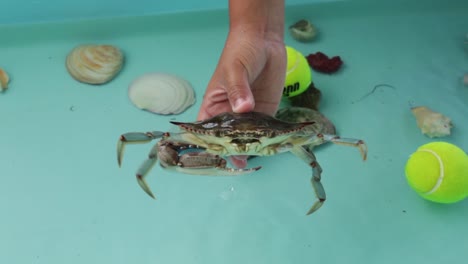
[224,61,255,113]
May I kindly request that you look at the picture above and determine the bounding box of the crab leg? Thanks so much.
[291,146,326,215]
[117,132,166,199]
[304,134,368,161]
[134,144,160,199]
[117,131,166,166]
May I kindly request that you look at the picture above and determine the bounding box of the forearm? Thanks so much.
[228,0,285,42]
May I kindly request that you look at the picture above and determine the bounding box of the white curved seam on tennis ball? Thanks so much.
[419,148,444,195]
[286,51,298,75]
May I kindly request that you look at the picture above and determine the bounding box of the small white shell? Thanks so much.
[289,19,317,42]
[66,44,124,84]
[0,68,9,92]
[411,106,453,138]
[128,72,196,115]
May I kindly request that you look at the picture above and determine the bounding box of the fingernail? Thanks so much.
[233,98,246,112]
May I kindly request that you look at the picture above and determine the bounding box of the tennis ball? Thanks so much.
[283,46,312,98]
[405,142,468,203]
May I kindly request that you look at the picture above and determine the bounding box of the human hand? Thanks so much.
[197,31,286,120]
[197,29,286,168]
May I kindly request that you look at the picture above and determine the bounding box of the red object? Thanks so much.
[306,52,343,73]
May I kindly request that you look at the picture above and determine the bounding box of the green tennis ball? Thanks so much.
[283,46,312,98]
[405,142,468,203]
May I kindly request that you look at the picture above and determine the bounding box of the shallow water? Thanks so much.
[1,1,467,263]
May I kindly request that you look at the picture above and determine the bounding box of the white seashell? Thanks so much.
[66,44,124,84]
[0,68,9,92]
[411,106,453,138]
[128,72,196,115]
[289,19,317,42]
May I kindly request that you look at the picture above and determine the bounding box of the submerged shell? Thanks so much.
[411,106,453,138]
[275,107,336,135]
[276,107,336,152]
[66,44,124,84]
[128,72,195,115]
[288,82,322,111]
[0,68,9,92]
[289,19,317,42]
[464,73,468,86]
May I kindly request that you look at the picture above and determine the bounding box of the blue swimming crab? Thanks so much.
[117,111,367,215]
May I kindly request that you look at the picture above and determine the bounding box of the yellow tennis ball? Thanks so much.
[405,142,468,203]
[283,46,312,98]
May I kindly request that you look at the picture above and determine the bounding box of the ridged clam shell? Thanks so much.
[128,72,196,115]
[66,44,124,84]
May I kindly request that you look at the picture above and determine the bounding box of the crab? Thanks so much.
[117,111,367,215]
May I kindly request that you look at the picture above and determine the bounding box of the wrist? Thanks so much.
[228,0,285,42]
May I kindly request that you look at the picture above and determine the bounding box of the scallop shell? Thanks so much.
[289,19,317,42]
[128,72,196,115]
[411,106,453,138]
[66,44,124,84]
[0,68,9,92]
